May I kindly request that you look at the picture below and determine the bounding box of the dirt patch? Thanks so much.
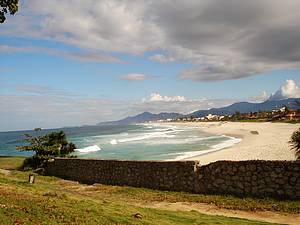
[0,169,11,175]
[136,201,299,225]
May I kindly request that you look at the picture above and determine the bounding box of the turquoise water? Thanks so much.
[0,124,240,161]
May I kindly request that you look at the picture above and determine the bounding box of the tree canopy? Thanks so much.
[0,0,18,23]
[17,128,76,169]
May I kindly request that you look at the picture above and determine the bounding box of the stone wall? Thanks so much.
[45,158,300,199]
[45,158,200,192]
[197,160,300,199]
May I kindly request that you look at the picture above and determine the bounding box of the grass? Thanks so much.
[0,156,25,170]
[0,157,298,224]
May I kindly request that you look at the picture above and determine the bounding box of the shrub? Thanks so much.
[17,128,76,170]
[290,128,300,160]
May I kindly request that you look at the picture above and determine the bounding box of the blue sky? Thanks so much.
[1,0,300,131]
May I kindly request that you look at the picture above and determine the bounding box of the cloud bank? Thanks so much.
[2,0,300,80]
[2,79,299,131]
[0,90,234,131]
[248,79,300,102]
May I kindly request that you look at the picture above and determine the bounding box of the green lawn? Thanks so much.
[0,157,297,224]
[0,156,25,170]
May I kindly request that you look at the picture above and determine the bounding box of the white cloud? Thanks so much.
[149,54,176,63]
[119,73,148,81]
[249,91,270,103]
[270,80,300,100]
[280,80,300,98]
[148,92,186,102]
[0,45,123,63]
[135,97,235,115]
[15,84,79,97]
[137,92,236,115]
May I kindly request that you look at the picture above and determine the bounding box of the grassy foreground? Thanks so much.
[0,157,298,224]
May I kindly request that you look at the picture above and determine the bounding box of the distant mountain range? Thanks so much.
[98,112,183,125]
[188,98,300,118]
[98,98,300,125]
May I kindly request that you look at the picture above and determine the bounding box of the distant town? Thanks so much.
[152,106,300,123]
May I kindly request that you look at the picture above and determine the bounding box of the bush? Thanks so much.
[17,128,76,170]
[290,128,300,160]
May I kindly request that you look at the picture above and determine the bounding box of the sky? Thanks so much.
[1,0,300,131]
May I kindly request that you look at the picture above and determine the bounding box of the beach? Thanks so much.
[169,122,299,164]
[1,122,299,162]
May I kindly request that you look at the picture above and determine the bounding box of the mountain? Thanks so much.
[98,112,183,125]
[189,98,300,118]
[97,98,299,125]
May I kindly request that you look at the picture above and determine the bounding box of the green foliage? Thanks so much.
[290,128,300,160]
[16,129,76,169]
[0,0,18,23]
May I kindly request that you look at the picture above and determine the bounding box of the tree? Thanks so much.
[0,0,18,23]
[17,128,76,169]
[290,128,300,160]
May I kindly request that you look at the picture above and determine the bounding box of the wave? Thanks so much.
[145,135,225,145]
[108,130,177,145]
[107,125,223,146]
[168,136,242,161]
[210,135,241,151]
[110,139,118,145]
[75,145,101,153]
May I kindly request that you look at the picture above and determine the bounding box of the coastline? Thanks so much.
[165,122,298,164]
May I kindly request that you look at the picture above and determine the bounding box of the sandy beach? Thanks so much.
[169,122,299,165]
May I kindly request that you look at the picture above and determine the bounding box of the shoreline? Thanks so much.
[165,122,298,164]
[167,134,242,161]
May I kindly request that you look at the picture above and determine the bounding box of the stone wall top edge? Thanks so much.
[53,158,298,163]
[204,160,299,166]
[53,157,199,164]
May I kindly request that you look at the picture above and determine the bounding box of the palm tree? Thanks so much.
[290,128,300,160]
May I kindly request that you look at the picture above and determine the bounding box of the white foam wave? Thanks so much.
[146,135,223,145]
[168,136,242,161]
[210,135,241,151]
[118,132,168,143]
[110,139,118,145]
[75,145,101,153]
[108,129,177,145]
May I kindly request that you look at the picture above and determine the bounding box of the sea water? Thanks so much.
[0,123,241,161]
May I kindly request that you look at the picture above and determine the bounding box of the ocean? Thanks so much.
[0,123,241,161]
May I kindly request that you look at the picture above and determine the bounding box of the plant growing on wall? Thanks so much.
[17,128,76,170]
[290,128,300,160]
